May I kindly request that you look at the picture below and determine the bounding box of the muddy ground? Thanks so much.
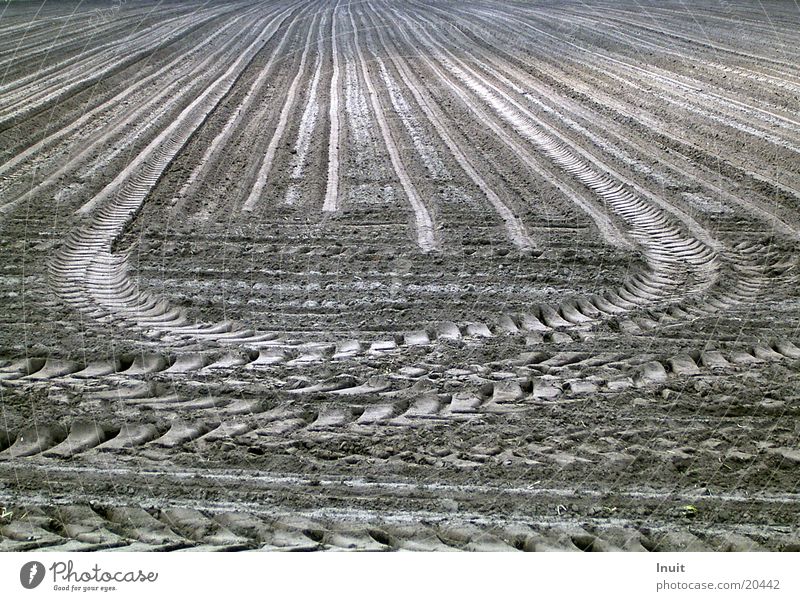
[0,0,798,551]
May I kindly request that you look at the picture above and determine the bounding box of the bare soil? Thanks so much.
[0,0,798,551]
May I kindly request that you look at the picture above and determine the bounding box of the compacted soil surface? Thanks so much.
[0,0,798,551]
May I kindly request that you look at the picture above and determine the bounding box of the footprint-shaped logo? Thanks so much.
[20,561,46,589]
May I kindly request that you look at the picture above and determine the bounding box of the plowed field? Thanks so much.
[1,0,799,551]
